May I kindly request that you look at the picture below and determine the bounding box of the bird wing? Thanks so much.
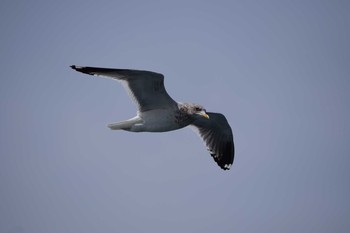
[191,112,234,170]
[71,65,177,112]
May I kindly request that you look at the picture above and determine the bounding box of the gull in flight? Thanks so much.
[71,65,234,170]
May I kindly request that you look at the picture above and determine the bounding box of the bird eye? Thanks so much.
[195,107,202,111]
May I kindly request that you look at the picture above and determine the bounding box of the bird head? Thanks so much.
[195,107,209,119]
[191,104,209,119]
[178,103,209,119]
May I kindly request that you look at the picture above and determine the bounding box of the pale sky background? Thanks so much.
[1,1,350,233]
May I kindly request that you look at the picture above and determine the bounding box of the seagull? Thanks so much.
[70,65,234,170]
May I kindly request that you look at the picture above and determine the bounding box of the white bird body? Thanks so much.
[108,108,186,132]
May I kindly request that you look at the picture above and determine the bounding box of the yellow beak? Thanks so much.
[198,111,210,119]
[203,113,210,119]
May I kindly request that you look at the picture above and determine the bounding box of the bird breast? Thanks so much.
[138,109,190,132]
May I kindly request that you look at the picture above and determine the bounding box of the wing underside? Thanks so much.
[191,112,234,170]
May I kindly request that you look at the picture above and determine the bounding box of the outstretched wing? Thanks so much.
[71,65,177,112]
[191,112,234,170]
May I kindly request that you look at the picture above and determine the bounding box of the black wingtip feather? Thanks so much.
[70,65,79,71]
[70,65,95,75]
[213,137,234,170]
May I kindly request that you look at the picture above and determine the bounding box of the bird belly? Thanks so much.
[138,109,186,132]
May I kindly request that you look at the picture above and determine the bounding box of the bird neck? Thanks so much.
[175,103,196,127]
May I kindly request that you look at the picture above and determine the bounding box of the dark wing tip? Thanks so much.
[210,150,232,170]
[213,146,234,170]
[70,65,79,71]
[216,161,233,170]
[70,65,94,75]
[221,139,234,170]
[213,159,232,170]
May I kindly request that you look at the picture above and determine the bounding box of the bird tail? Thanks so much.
[107,116,143,131]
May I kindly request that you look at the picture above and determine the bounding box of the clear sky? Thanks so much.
[1,1,350,233]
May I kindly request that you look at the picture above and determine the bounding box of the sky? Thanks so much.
[1,0,350,232]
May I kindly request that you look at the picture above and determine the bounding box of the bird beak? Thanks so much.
[197,111,210,119]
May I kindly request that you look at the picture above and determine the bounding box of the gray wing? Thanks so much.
[70,65,177,112]
[191,112,234,170]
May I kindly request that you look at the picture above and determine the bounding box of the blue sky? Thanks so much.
[1,1,350,233]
